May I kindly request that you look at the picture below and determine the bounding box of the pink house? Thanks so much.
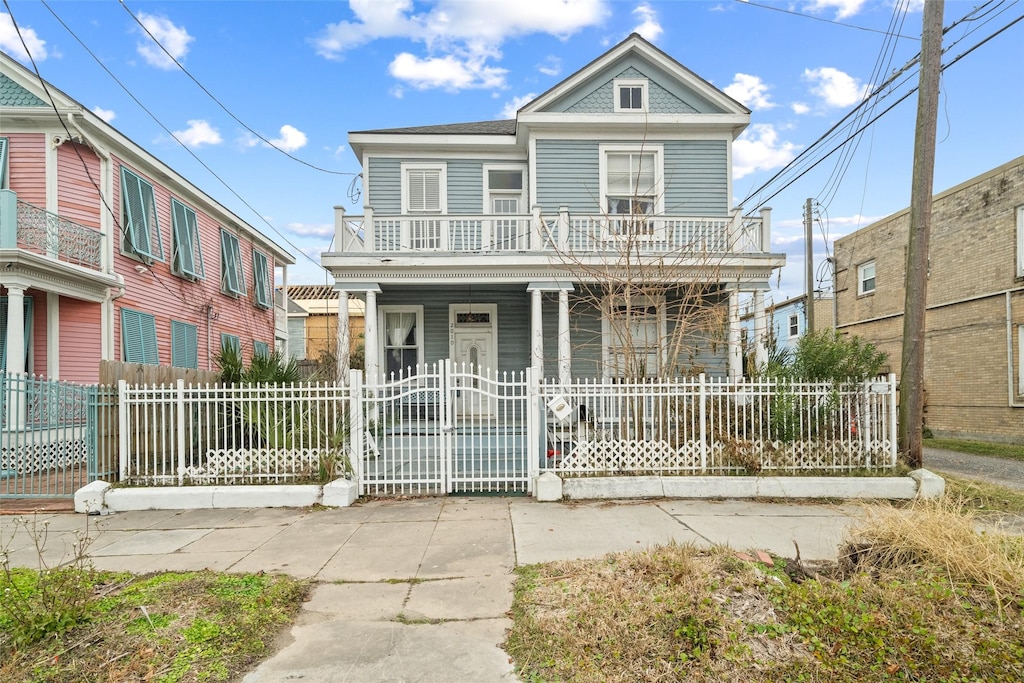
[0,51,294,383]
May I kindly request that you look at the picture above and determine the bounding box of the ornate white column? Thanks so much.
[752,290,768,371]
[335,290,350,384]
[530,288,544,378]
[727,288,742,379]
[558,289,571,386]
[364,288,379,386]
[4,284,26,374]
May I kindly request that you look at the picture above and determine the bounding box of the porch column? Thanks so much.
[558,289,571,386]
[530,288,544,378]
[752,290,768,371]
[335,289,350,385]
[4,284,26,375]
[364,288,379,386]
[727,288,742,379]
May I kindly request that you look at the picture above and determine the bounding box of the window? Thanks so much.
[120,167,163,262]
[858,260,876,295]
[788,313,800,338]
[401,163,447,250]
[220,333,240,353]
[602,295,665,378]
[252,249,271,308]
[381,306,423,377]
[613,78,648,112]
[0,296,33,371]
[1016,206,1023,278]
[600,145,662,236]
[253,340,270,358]
[170,198,204,279]
[171,320,198,369]
[0,137,8,189]
[484,165,526,249]
[220,229,245,296]
[121,308,159,365]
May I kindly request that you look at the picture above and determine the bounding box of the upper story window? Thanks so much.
[613,78,648,112]
[858,260,876,295]
[788,313,800,338]
[252,248,271,309]
[170,198,205,280]
[0,137,9,189]
[401,163,447,214]
[120,166,164,262]
[220,228,245,297]
[1016,205,1023,278]
[600,144,663,236]
[484,165,527,249]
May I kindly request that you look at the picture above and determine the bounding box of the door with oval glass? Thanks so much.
[450,304,497,418]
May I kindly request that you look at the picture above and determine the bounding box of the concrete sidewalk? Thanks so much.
[1,498,863,682]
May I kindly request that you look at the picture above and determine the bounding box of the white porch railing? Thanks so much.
[116,370,898,491]
[333,206,771,256]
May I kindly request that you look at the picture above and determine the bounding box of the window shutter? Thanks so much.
[253,250,270,307]
[0,137,8,188]
[121,168,150,256]
[220,230,243,295]
[253,340,269,358]
[171,199,203,278]
[220,333,240,353]
[121,309,158,365]
[407,169,440,212]
[171,320,198,369]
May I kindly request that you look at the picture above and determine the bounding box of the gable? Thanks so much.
[0,73,46,107]
[553,61,713,114]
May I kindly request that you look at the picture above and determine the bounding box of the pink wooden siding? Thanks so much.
[6,133,47,206]
[59,297,102,383]
[57,142,102,230]
[29,289,47,376]
[111,156,276,370]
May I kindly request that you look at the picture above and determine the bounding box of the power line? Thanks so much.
[117,0,356,178]
[40,0,330,277]
[735,0,920,39]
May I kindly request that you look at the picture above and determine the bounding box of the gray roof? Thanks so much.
[352,119,517,136]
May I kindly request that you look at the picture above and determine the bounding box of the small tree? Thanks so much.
[790,329,888,385]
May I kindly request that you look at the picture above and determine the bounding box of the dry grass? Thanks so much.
[506,499,1024,682]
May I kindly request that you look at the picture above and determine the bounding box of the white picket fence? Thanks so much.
[117,369,898,494]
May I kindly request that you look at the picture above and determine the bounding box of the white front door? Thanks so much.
[449,304,498,417]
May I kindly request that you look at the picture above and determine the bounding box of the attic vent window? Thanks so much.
[614,78,648,112]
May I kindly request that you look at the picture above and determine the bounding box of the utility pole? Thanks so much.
[804,198,815,335]
[899,0,944,469]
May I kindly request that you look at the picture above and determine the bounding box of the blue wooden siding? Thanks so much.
[367,158,516,215]
[535,140,728,216]
[367,157,401,213]
[547,56,724,114]
[447,160,483,214]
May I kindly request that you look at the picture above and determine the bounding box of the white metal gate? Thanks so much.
[356,361,534,496]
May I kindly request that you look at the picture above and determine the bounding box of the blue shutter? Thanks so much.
[171,199,203,279]
[253,340,269,358]
[252,250,270,308]
[0,137,8,188]
[220,333,240,353]
[171,320,198,369]
[121,308,158,365]
[220,230,244,295]
[0,296,33,371]
[120,167,163,261]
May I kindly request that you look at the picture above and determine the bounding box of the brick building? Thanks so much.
[833,155,1024,444]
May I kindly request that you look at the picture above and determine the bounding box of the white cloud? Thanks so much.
[389,52,507,91]
[537,55,561,77]
[171,120,222,148]
[91,106,116,123]
[499,93,536,118]
[791,102,810,115]
[803,67,870,108]
[268,125,308,152]
[723,73,775,111]
[803,0,868,20]
[286,222,334,238]
[0,13,48,62]
[732,124,800,179]
[135,12,193,70]
[312,0,608,91]
[631,3,663,42]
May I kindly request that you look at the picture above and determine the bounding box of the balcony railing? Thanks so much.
[333,205,771,257]
[0,190,104,271]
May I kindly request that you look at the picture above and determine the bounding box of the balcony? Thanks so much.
[1,189,118,302]
[333,205,772,257]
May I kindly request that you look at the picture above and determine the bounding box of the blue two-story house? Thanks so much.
[322,34,785,389]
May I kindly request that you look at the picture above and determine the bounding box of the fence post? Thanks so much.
[117,379,128,481]
[526,367,538,494]
[348,369,364,496]
[442,359,452,493]
[176,379,186,485]
[888,372,898,468]
[699,373,707,473]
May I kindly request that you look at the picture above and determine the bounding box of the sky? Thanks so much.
[2,0,1022,304]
